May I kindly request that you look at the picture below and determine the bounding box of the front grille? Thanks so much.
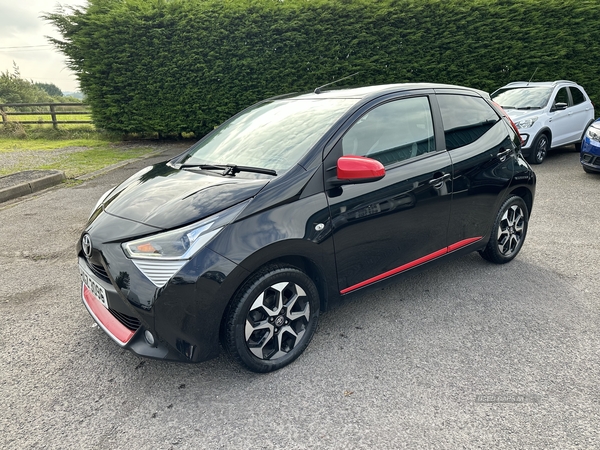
[110,308,142,331]
[87,260,110,283]
[582,153,600,167]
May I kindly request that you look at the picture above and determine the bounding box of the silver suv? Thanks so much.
[491,80,595,164]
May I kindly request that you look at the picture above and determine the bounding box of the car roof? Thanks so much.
[500,80,580,88]
[286,83,488,101]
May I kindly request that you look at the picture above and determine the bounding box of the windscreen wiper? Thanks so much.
[180,163,277,177]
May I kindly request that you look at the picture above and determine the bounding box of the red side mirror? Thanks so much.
[337,155,385,183]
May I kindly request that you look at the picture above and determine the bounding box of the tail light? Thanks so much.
[493,101,524,146]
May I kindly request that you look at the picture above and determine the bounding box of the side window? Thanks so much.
[554,87,569,106]
[342,97,435,166]
[569,87,586,105]
[437,94,500,150]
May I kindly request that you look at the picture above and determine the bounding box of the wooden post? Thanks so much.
[50,104,58,129]
[0,106,6,126]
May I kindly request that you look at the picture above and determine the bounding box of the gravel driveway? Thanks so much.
[0,146,598,449]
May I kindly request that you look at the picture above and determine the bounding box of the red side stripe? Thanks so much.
[340,237,482,294]
[448,237,482,252]
[82,284,135,344]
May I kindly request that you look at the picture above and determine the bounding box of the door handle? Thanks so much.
[497,148,511,161]
[429,173,451,189]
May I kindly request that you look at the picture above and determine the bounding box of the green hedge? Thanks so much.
[47,0,600,136]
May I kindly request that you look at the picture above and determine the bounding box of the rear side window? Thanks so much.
[437,95,500,150]
[569,87,586,105]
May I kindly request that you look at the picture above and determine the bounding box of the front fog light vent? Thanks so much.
[132,260,186,287]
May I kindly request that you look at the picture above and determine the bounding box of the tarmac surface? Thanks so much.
[0,145,599,449]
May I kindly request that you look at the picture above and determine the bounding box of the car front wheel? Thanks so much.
[527,133,549,164]
[479,195,529,264]
[223,265,320,372]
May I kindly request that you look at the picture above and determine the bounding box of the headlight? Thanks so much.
[122,200,249,261]
[514,117,538,129]
[586,126,600,143]
[122,201,249,287]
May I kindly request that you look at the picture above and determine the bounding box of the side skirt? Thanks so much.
[340,237,482,295]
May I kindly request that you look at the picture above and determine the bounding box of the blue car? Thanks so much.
[581,118,600,173]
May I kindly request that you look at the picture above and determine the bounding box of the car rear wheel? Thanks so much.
[527,134,549,164]
[479,196,529,264]
[223,265,319,372]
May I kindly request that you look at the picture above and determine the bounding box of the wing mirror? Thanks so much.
[328,155,385,187]
[552,102,568,111]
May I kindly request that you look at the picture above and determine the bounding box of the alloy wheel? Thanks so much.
[535,135,548,163]
[245,281,311,360]
[497,204,525,257]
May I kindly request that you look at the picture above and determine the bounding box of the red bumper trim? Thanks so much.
[82,284,135,345]
[340,236,482,294]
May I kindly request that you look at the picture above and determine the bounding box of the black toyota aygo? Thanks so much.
[78,83,536,372]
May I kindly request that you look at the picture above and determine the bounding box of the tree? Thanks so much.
[45,0,600,136]
[0,71,65,107]
[35,82,64,97]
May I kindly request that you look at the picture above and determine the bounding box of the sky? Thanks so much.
[0,0,87,93]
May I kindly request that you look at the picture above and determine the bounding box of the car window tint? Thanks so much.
[342,96,435,166]
[569,87,585,105]
[554,87,569,106]
[437,94,500,150]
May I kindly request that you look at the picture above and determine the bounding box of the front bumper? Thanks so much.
[79,256,182,360]
[77,235,244,363]
[580,137,600,173]
[519,132,532,150]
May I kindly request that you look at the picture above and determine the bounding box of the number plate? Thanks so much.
[79,263,108,309]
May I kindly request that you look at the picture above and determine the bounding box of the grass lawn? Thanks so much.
[0,126,160,179]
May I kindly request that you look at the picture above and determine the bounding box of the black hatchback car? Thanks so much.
[78,84,536,372]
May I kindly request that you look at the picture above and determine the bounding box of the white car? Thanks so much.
[491,80,595,164]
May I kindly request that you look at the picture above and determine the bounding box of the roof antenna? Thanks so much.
[314,72,360,94]
[527,67,538,85]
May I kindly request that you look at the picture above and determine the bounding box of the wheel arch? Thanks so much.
[536,127,552,147]
[266,255,330,313]
[508,186,534,216]
[218,249,334,344]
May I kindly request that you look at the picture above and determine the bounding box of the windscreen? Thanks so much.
[181,98,358,173]
[491,87,553,110]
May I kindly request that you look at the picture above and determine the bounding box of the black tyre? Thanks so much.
[479,196,529,264]
[223,265,319,372]
[583,166,596,174]
[526,133,549,164]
